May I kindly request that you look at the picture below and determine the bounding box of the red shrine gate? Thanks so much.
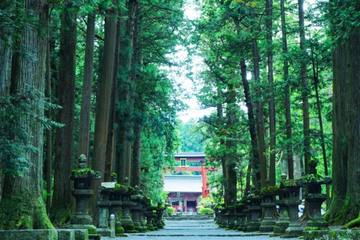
[164,152,210,214]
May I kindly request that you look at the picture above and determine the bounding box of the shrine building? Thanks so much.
[164,152,209,214]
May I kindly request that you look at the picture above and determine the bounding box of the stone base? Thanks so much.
[89,234,101,240]
[259,217,276,232]
[71,214,93,225]
[272,219,290,235]
[64,225,90,240]
[96,228,111,237]
[0,229,58,240]
[57,229,75,240]
[305,218,328,230]
[245,221,260,232]
[283,223,304,238]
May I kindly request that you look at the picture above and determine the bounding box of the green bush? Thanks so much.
[166,207,175,216]
[199,207,214,216]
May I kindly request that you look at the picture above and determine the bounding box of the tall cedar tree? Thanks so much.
[0,0,53,229]
[298,0,310,174]
[327,0,360,225]
[266,0,276,186]
[78,13,96,159]
[51,0,77,223]
[280,0,294,179]
[93,4,118,180]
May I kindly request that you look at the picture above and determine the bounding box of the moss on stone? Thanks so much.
[87,225,97,234]
[115,225,124,236]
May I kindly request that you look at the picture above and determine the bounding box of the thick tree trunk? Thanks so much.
[115,0,138,185]
[298,0,310,175]
[266,0,276,186]
[78,13,96,159]
[240,59,259,190]
[104,23,120,182]
[93,8,118,180]
[252,39,267,189]
[51,0,77,223]
[0,0,52,229]
[280,0,294,179]
[328,27,360,224]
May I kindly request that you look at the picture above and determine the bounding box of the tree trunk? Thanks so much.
[311,46,329,201]
[280,0,294,179]
[328,24,360,224]
[78,13,96,159]
[252,39,267,189]
[51,0,77,223]
[104,22,120,182]
[0,0,53,229]
[266,0,276,186]
[298,0,310,175]
[44,37,52,211]
[216,86,227,202]
[0,38,12,96]
[93,7,118,180]
[240,59,259,190]
[115,0,138,185]
[224,84,237,206]
[131,121,142,187]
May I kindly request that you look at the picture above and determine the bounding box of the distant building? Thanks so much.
[164,152,209,214]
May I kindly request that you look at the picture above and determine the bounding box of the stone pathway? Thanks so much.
[103,219,299,240]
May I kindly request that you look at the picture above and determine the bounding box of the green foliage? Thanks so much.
[71,167,100,178]
[260,185,280,195]
[0,94,33,176]
[177,120,205,152]
[166,206,175,216]
[198,207,214,216]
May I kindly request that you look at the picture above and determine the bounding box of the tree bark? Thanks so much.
[298,0,311,175]
[0,38,12,96]
[311,46,329,201]
[266,0,276,186]
[240,59,259,190]
[0,0,52,229]
[280,0,294,179]
[78,13,96,160]
[328,23,360,224]
[115,0,138,185]
[131,121,142,187]
[44,36,52,211]
[224,83,237,206]
[93,7,118,180]
[51,0,77,223]
[252,39,267,189]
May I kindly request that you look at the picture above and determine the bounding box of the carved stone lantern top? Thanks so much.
[78,154,88,169]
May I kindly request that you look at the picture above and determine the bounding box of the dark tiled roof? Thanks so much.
[174,152,205,158]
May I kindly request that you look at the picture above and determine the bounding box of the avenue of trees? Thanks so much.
[197,0,360,225]
[0,0,186,229]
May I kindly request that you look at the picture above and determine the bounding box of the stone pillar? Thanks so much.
[284,185,303,237]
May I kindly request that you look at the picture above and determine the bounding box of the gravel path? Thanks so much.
[102,219,299,240]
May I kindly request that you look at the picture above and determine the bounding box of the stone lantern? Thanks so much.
[71,154,99,225]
